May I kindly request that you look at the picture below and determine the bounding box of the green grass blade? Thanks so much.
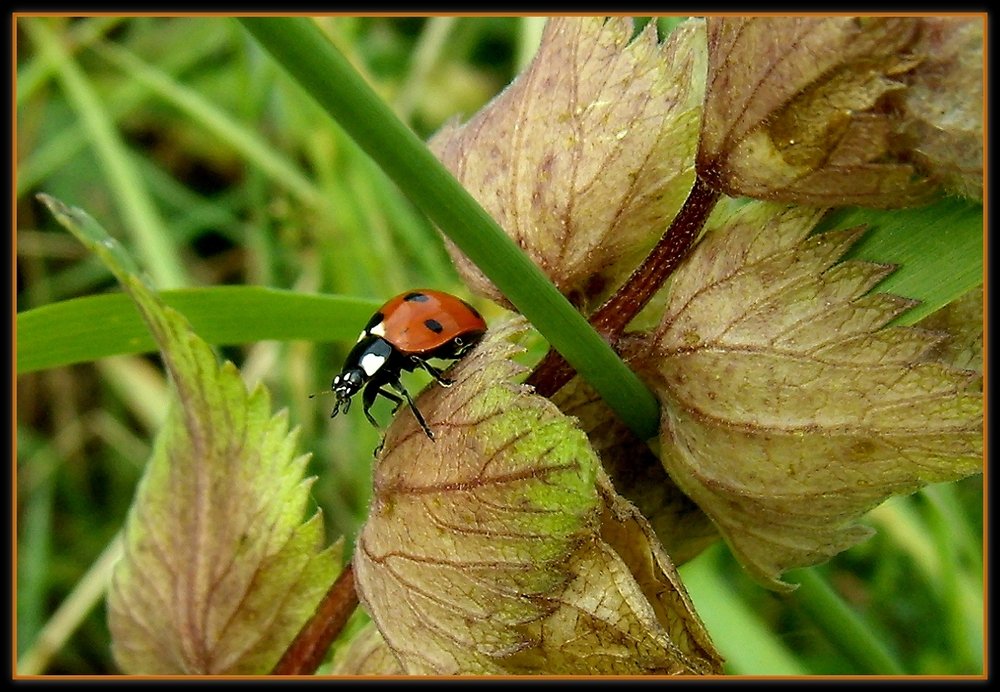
[16,534,124,676]
[680,546,808,675]
[17,286,382,374]
[868,493,984,674]
[15,16,124,107]
[515,18,547,72]
[394,17,459,120]
[17,19,232,198]
[238,17,660,440]
[920,484,984,672]
[15,443,55,659]
[821,198,983,325]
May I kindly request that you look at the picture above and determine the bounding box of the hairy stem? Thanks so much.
[527,177,721,397]
[271,562,358,675]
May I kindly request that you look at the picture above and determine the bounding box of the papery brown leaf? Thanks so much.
[625,201,983,590]
[899,17,984,200]
[698,17,934,208]
[353,320,721,674]
[430,17,706,309]
[916,286,983,373]
[592,473,719,673]
[330,622,404,675]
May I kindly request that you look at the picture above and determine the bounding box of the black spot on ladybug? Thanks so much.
[403,292,430,302]
[424,318,444,333]
[363,312,384,332]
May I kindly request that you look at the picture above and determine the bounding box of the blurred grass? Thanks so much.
[15,16,983,676]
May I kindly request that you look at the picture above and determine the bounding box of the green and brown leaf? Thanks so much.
[551,378,720,567]
[350,320,722,674]
[38,195,342,674]
[624,201,983,590]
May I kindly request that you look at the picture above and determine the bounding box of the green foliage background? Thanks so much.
[15,16,983,675]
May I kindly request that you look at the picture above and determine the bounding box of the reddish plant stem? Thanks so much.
[588,177,721,337]
[271,561,358,675]
[526,177,721,397]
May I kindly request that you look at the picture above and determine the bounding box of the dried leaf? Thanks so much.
[501,469,720,674]
[916,286,983,373]
[900,18,984,200]
[354,320,721,674]
[330,623,404,675]
[698,17,934,208]
[430,17,706,309]
[38,195,341,674]
[626,201,983,589]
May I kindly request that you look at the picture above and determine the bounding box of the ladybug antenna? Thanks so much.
[308,389,334,400]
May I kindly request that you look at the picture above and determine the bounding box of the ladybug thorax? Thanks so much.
[333,335,396,395]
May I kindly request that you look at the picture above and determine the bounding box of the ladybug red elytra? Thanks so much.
[329,289,487,440]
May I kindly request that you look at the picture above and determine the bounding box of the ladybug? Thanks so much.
[329,289,487,440]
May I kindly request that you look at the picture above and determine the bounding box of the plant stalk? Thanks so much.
[271,562,358,675]
[527,176,721,397]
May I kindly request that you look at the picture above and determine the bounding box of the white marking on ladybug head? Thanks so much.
[360,352,387,377]
[369,321,387,338]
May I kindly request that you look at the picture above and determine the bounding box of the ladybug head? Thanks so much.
[330,369,364,417]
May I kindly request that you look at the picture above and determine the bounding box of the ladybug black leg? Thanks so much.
[412,357,454,387]
[361,382,399,429]
[387,378,435,440]
[377,388,404,414]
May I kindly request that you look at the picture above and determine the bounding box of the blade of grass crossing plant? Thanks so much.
[16,286,383,374]
[37,194,341,674]
[238,17,660,440]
